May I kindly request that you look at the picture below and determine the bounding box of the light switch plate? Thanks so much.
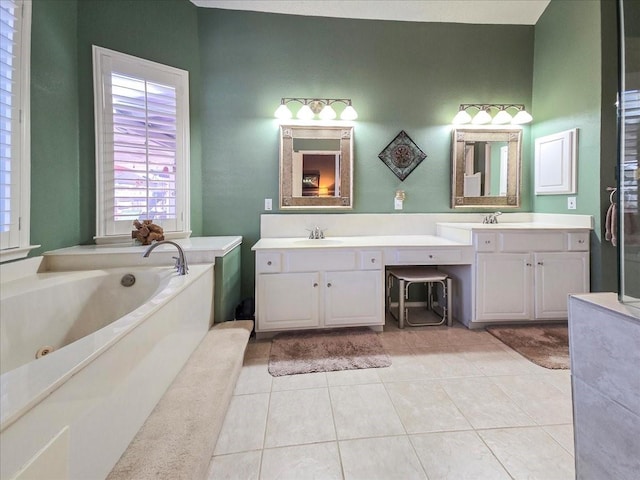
[265,198,272,211]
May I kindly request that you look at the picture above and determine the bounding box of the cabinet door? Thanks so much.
[324,270,383,326]
[476,253,532,321]
[256,272,320,331]
[534,252,589,319]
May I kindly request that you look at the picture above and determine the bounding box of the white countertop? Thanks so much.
[252,235,469,250]
[436,222,591,230]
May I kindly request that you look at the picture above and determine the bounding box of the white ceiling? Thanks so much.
[190,0,551,25]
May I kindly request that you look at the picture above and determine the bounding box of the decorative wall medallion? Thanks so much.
[378,130,427,181]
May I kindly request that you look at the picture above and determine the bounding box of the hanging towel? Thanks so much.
[605,202,617,247]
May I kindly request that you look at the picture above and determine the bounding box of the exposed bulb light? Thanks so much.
[296,104,314,120]
[319,104,337,120]
[452,103,533,126]
[472,109,492,125]
[511,109,533,124]
[340,105,358,120]
[274,103,292,119]
[275,97,357,121]
[452,109,472,124]
[492,109,512,124]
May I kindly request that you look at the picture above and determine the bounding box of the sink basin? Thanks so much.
[292,239,344,246]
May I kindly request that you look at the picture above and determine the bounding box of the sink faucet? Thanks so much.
[308,226,325,239]
[482,211,503,224]
[142,240,189,275]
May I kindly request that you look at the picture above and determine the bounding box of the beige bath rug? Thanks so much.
[486,324,569,369]
[268,327,391,377]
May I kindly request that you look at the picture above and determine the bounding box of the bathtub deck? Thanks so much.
[107,320,254,480]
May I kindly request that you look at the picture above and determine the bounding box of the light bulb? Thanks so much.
[472,109,492,124]
[340,105,358,120]
[452,110,472,124]
[274,104,292,119]
[296,104,315,120]
[512,110,533,124]
[319,104,337,120]
[492,110,512,124]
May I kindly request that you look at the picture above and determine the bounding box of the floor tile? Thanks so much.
[234,358,272,395]
[376,351,436,382]
[478,426,575,480]
[325,367,382,386]
[260,442,343,480]
[385,381,472,433]
[330,383,405,439]
[543,424,575,456]
[441,377,535,429]
[411,345,484,378]
[453,343,543,376]
[410,430,511,480]
[214,393,270,455]
[271,371,327,391]
[340,436,427,480]
[264,388,336,448]
[207,450,261,480]
[490,374,573,425]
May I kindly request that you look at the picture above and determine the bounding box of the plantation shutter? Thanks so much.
[0,0,22,249]
[93,46,190,241]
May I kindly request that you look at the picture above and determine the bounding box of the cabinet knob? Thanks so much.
[371,258,376,263]
[537,261,544,266]
[578,239,585,244]
[313,283,318,287]
[327,283,332,287]
[485,240,491,244]
[526,263,532,266]
[267,261,272,266]
[428,254,434,259]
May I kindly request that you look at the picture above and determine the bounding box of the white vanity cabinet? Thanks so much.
[254,248,384,333]
[474,230,589,322]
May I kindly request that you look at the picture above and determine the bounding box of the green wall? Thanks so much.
[531,0,617,292]
[31,0,80,255]
[198,9,534,296]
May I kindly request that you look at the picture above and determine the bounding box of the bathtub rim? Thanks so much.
[0,263,214,432]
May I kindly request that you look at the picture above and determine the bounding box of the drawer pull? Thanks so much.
[371,258,376,263]
[578,239,585,244]
[267,261,272,266]
[485,240,491,244]
[537,261,544,266]
[428,254,434,259]
[313,283,318,287]
[526,262,532,267]
[327,283,332,287]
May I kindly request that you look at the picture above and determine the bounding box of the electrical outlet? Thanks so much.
[567,197,577,210]
[264,198,272,211]
[394,198,403,210]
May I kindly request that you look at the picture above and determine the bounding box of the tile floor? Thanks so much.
[207,316,575,480]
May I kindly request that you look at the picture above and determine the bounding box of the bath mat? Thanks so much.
[486,324,569,370]
[268,327,391,377]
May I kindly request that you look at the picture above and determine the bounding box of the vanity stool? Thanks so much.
[386,266,452,328]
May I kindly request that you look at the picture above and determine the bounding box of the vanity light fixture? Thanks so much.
[452,104,533,125]
[274,98,358,121]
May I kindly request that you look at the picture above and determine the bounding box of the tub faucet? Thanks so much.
[482,211,503,224]
[142,240,189,275]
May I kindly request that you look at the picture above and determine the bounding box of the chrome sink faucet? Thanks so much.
[142,240,189,275]
[308,226,325,239]
[482,211,503,224]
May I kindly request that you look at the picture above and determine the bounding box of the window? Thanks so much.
[1,0,33,262]
[92,46,190,243]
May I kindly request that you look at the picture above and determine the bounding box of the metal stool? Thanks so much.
[386,266,452,328]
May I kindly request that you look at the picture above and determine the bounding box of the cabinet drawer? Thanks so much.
[256,252,282,273]
[360,251,383,270]
[568,232,589,251]
[475,233,496,252]
[499,232,565,252]
[393,248,463,264]
[287,250,358,272]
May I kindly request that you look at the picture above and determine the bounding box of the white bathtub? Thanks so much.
[0,258,214,479]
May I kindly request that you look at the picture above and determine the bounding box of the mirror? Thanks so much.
[451,128,522,208]
[280,125,353,209]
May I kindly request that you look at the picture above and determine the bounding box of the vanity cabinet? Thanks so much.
[255,249,384,333]
[474,231,589,322]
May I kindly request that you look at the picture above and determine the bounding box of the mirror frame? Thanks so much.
[451,128,522,208]
[280,125,353,209]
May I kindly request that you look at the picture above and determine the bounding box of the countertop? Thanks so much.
[252,234,469,250]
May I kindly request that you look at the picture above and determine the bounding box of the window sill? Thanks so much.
[0,245,41,264]
[94,231,192,246]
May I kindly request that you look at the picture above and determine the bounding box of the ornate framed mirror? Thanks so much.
[451,128,522,208]
[280,125,353,209]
